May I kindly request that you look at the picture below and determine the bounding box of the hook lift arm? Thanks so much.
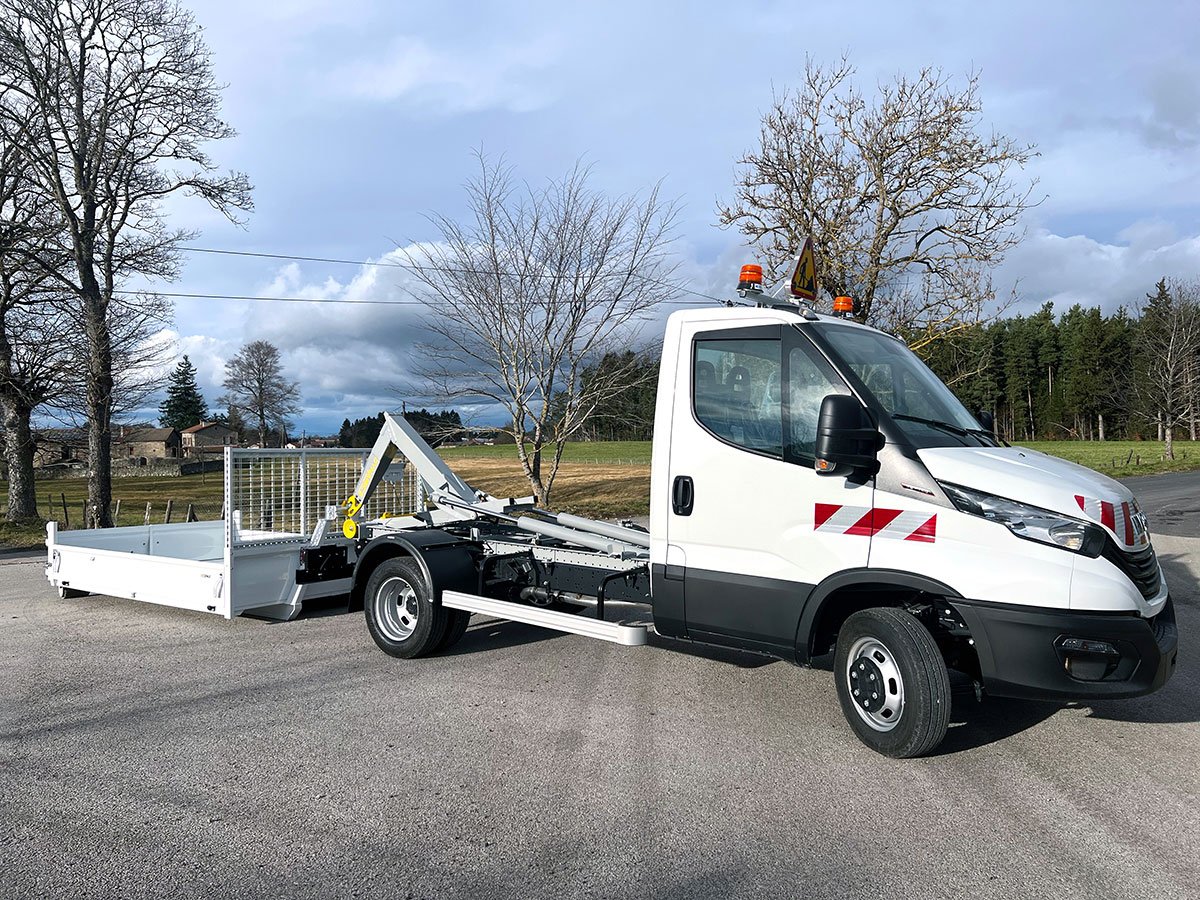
[339,412,515,538]
[338,412,647,558]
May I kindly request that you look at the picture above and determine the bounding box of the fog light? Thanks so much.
[1059,637,1118,655]
[1057,636,1120,681]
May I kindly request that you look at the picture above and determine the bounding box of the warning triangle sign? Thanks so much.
[790,237,817,302]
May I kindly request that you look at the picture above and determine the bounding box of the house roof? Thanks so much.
[116,426,177,443]
[181,421,232,434]
[34,427,87,444]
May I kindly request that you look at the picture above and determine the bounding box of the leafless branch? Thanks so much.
[0,0,252,525]
[717,56,1039,342]
[402,151,680,505]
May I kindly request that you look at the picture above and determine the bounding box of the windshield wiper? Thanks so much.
[890,414,971,437]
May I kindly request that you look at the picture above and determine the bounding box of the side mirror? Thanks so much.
[976,409,995,435]
[814,394,882,476]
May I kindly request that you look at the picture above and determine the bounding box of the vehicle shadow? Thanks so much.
[648,632,779,669]
[808,652,1063,752]
[935,695,1063,754]
[441,618,565,655]
[292,594,354,619]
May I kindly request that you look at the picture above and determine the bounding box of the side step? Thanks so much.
[440,590,648,646]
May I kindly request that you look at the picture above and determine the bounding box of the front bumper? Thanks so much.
[950,597,1178,701]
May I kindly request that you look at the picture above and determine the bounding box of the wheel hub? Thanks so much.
[849,656,886,713]
[845,636,905,732]
[376,576,419,641]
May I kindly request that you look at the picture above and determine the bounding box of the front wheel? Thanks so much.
[834,607,951,758]
[364,557,449,658]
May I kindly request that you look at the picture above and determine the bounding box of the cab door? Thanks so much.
[664,321,873,651]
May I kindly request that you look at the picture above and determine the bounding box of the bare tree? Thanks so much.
[405,153,679,506]
[0,100,74,520]
[46,292,175,429]
[717,57,1037,339]
[0,0,252,527]
[0,304,77,519]
[218,340,300,448]
[1132,278,1200,461]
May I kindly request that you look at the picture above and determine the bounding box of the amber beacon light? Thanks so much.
[833,296,854,318]
[737,264,763,293]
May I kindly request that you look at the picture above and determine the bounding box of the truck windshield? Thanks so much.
[816,324,993,448]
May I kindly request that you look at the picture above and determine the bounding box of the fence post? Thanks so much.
[163,499,174,524]
[113,499,121,522]
[61,493,69,529]
[299,449,308,536]
[144,502,152,526]
[186,503,197,522]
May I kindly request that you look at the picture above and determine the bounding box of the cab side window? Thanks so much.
[786,344,845,464]
[693,339,783,458]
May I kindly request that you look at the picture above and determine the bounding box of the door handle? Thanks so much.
[672,475,694,516]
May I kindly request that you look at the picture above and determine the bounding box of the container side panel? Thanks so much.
[51,547,226,616]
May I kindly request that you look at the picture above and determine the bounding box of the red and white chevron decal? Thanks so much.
[815,503,937,543]
[1075,495,1148,548]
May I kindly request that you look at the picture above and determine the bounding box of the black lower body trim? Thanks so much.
[650,564,813,649]
[950,597,1178,701]
[650,563,687,638]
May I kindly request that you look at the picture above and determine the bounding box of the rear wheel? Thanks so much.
[834,607,951,758]
[437,609,472,652]
[364,557,448,658]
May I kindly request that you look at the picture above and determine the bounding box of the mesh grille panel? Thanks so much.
[226,449,423,544]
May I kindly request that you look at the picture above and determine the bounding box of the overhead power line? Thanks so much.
[113,288,425,306]
[177,244,729,306]
[112,287,724,307]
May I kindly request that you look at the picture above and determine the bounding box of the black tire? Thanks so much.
[436,609,472,652]
[364,557,448,658]
[834,607,951,758]
[57,585,88,599]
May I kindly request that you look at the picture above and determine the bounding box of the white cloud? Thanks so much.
[330,34,562,113]
[156,215,1200,434]
[134,0,1200,430]
[994,223,1200,316]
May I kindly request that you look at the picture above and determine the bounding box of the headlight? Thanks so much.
[939,483,1106,557]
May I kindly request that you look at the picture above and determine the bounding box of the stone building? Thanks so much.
[112,426,181,463]
[181,421,238,457]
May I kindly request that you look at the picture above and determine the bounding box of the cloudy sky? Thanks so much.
[146,0,1200,434]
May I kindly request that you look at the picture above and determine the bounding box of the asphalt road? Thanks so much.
[1,520,1197,898]
[1125,469,1200,537]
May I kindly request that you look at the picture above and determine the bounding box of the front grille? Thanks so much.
[1101,540,1162,601]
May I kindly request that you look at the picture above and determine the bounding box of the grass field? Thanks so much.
[2,438,1196,549]
[1020,440,1198,476]
[0,473,226,548]
[445,438,1197,478]
[441,441,652,464]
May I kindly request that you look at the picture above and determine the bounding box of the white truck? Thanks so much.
[46,270,1178,757]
